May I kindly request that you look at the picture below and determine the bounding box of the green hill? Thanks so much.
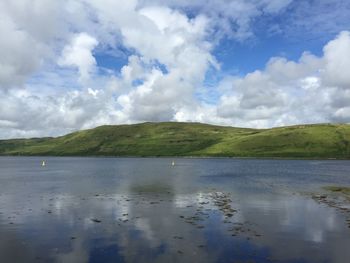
[1,122,350,158]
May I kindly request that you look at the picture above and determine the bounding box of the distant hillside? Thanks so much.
[1,122,350,158]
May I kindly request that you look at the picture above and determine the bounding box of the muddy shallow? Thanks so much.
[0,157,350,262]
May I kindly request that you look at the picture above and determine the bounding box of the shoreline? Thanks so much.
[0,155,348,161]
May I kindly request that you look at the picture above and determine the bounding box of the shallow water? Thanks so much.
[0,157,349,263]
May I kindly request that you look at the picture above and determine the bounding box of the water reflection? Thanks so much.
[0,157,350,262]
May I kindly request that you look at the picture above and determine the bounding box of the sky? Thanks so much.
[1,0,350,138]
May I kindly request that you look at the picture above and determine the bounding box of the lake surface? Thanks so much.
[0,157,350,263]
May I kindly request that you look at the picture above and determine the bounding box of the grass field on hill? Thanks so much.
[0,122,350,158]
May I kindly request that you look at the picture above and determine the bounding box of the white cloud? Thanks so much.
[84,3,217,122]
[0,1,350,138]
[209,31,350,127]
[323,31,350,87]
[0,0,68,88]
[0,10,45,88]
[172,31,350,128]
[141,0,293,40]
[58,33,98,83]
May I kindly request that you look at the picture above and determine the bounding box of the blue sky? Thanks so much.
[0,0,350,138]
[94,0,342,75]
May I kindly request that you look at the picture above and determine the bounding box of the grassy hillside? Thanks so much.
[0,122,350,158]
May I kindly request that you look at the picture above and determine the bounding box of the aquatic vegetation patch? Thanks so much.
[176,191,262,240]
[311,186,350,229]
[323,186,350,197]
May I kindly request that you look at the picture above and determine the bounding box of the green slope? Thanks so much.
[0,122,350,158]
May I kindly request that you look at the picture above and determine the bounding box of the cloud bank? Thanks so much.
[0,0,350,138]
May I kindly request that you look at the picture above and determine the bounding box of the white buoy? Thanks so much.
[172,160,175,166]
[42,160,46,167]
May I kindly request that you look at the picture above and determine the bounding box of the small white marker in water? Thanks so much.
[42,160,46,167]
[172,160,175,166]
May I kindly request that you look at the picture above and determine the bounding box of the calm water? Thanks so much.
[0,157,350,263]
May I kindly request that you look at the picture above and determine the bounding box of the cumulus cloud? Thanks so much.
[141,0,293,40]
[0,1,350,138]
[172,31,350,128]
[0,85,123,138]
[210,31,350,127]
[58,33,98,83]
[0,0,68,88]
[0,9,45,88]
[322,31,350,87]
[83,2,217,122]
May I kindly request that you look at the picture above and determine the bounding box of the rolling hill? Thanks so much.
[0,122,350,158]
